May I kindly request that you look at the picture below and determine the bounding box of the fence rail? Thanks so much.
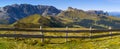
[0,28,120,32]
[0,33,119,38]
[0,27,120,43]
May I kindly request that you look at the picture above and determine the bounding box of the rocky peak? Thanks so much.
[0,4,61,24]
[11,4,19,7]
[67,7,74,11]
[67,7,84,12]
[42,6,61,16]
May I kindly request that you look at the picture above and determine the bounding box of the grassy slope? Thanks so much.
[57,10,120,29]
[0,28,119,49]
[0,36,120,49]
[14,14,41,24]
[13,14,64,28]
[12,14,50,28]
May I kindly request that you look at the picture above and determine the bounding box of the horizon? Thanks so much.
[0,0,120,12]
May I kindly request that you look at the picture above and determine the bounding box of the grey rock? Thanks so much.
[0,4,61,24]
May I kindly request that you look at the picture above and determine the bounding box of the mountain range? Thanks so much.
[0,4,120,29]
[0,4,61,24]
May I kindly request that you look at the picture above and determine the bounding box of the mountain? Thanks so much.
[0,4,61,24]
[1,4,120,29]
[14,7,120,29]
[56,7,120,29]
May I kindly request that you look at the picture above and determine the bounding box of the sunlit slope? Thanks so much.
[57,8,120,29]
[13,14,64,28]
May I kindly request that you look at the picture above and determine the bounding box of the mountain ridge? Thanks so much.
[0,4,61,24]
[13,7,120,29]
[0,4,110,24]
[0,4,120,29]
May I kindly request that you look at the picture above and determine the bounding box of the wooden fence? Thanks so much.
[0,26,120,43]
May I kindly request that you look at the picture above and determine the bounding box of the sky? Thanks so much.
[0,0,120,12]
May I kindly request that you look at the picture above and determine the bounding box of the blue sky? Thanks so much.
[0,0,120,12]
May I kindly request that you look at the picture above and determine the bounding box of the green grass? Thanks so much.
[0,38,15,49]
[0,35,120,49]
[0,37,120,49]
[15,14,42,24]
[0,28,119,49]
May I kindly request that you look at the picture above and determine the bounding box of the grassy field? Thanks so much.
[0,28,120,49]
[0,36,120,49]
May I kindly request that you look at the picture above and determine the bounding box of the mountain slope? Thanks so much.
[13,14,64,28]
[57,7,120,29]
[0,4,61,24]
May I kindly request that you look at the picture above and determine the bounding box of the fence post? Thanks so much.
[89,26,92,38]
[40,26,44,43]
[65,26,68,42]
[109,26,112,38]
[14,27,16,34]
[14,27,17,38]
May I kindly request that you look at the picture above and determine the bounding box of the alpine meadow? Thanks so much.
[0,0,120,49]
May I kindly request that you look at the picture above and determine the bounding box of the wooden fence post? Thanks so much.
[14,27,16,34]
[65,26,68,42]
[14,27,17,38]
[40,26,44,43]
[89,26,92,38]
[109,26,112,38]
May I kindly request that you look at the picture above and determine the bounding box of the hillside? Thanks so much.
[13,14,64,28]
[57,7,120,29]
